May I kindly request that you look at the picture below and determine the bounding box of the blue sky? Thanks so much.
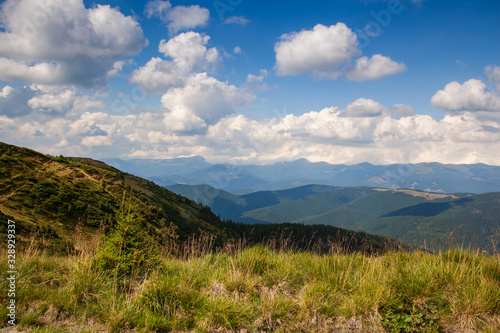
[1,0,499,165]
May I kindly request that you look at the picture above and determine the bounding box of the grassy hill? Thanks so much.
[1,245,499,332]
[0,142,233,252]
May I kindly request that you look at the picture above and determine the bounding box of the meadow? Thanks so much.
[1,232,499,333]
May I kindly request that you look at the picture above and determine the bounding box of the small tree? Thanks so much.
[95,195,159,277]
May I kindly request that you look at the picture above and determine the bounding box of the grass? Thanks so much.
[1,237,499,333]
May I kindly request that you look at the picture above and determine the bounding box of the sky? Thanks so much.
[0,0,499,165]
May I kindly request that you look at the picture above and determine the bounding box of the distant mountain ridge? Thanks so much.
[103,157,500,194]
[166,184,500,253]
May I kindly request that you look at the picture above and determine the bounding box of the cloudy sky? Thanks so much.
[0,0,499,165]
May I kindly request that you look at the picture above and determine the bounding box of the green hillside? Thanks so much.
[0,142,230,252]
[240,187,374,223]
[353,192,500,251]
[296,190,448,227]
[167,184,338,222]
[245,188,499,253]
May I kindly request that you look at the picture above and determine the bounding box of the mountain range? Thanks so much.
[167,184,500,253]
[103,157,500,194]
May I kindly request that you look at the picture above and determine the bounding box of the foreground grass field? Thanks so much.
[1,239,499,333]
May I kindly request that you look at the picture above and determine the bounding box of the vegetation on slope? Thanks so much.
[354,192,500,252]
[1,240,499,332]
[0,142,231,252]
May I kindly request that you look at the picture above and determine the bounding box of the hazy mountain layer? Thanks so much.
[104,157,500,194]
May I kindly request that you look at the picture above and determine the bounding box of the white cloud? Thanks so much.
[233,46,243,55]
[3,97,500,165]
[166,5,210,34]
[107,61,126,77]
[81,135,112,147]
[0,86,13,98]
[343,98,386,117]
[144,0,210,35]
[275,23,359,77]
[202,107,500,165]
[28,89,75,114]
[144,0,171,19]
[485,65,500,93]
[346,54,406,81]
[130,32,220,94]
[431,79,500,112]
[274,23,405,81]
[0,85,106,118]
[246,69,268,83]
[224,16,250,25]
[158,32,219,71]
[0,0,147,87]
[0,58,65,85]
[129,57,185,94]
[72,95,107,113]
[161,72,255,132]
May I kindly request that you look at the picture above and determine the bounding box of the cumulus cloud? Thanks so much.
[144,0,210,34]
[346,54,406,81]
[3,97,500,165]
[0,85,106,118]
[129,57,185,94]
[0,58,66,85]
[431,79,500,112]
[160,72,255,132]
[130,32,220,94]
[71,95,107,113]
[343,98,386,117]
[275,23,359,78]
[0,0,147,88]
[201,107,500,164]
[131,32,253,134]
[274,23,405,81]
[158,32,219,71]
[28,89,75,114]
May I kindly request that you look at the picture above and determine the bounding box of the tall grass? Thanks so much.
[1,234,499,332]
